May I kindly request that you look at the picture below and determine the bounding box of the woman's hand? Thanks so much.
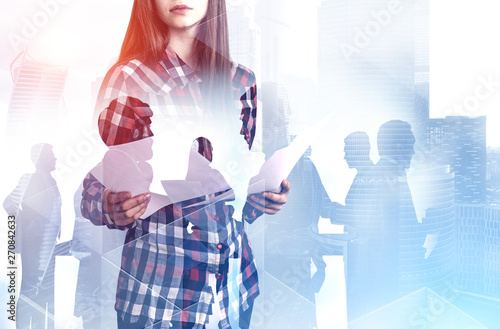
[102,190,151,226]
[247,179,290,215]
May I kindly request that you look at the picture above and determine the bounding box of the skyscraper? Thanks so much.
[7,51,68,144]
[401,164,455,295]
[426,116,488,294]
[455,204,485,294]
[227,1,260,77]
[255,0,289,83]
[414,0,429,140]
[317,0,417,126]
[486,150,500,204]
[484,205,500,297]
[427,116,487,204]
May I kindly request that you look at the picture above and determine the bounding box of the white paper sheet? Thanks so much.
[90,113,333,219]
[160,180,206,204]
[247,113,334,195]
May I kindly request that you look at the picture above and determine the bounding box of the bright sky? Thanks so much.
[430,0,500,147]
[0,0,498,142]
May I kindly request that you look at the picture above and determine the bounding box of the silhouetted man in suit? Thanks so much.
[4,143,61,329]
[359,120,417,317]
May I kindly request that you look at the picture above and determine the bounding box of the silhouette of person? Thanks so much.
[327,131,374,233]
[185,137,232,200]
[3,143,61,329]
[352,120,417,319]
[256,81,329,328]
[180,137,235,231]
[263,145,331,329]
[325,132,375,322]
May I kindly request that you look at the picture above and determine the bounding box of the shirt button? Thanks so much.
[216,274,221,279]
[217,244,222,250]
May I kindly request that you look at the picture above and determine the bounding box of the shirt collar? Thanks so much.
[159,46,202,88]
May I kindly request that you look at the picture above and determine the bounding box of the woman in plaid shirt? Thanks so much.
[80,0,290,328]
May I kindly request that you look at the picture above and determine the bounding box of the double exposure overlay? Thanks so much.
[1,1,499,329]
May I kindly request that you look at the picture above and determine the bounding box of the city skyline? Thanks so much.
[1,1,500,328]
[0,1,499,147]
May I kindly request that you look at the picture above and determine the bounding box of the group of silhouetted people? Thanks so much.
[4,119,419,328]
[327,120,418,322]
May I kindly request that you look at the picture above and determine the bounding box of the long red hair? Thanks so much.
[118,0,233,110]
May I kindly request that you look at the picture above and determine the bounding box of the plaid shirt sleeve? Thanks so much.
[81,172,114,228]
[234,66,265,224]
[235,65,257,150]
[99,96,154,146]
[80,172,132,230]
[80,64,145,230]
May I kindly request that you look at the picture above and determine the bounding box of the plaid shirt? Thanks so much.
[81,47,261,329]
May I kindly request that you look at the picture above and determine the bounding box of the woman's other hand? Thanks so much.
[247,179,290,215]
[102,190,151,226]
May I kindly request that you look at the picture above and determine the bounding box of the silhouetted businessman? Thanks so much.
[327,131,374,233]
[326,131,375,322]
[4,143,61,329]
[356,120,417,318]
